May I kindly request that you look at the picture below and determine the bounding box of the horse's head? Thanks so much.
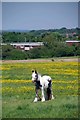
[32,70,38,82]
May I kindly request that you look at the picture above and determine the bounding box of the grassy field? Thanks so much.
[1,60,79,118]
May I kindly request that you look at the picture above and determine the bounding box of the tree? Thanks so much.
[2,44,27,60]
[28,48,41,59]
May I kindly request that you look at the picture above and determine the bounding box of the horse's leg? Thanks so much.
[41,87,45,102]
[34,88,38,102]
[48,81,54,100]
[37,90,41,101]
[47,87,51,100]
[51,87,55,100]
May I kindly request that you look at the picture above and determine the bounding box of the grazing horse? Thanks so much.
[32,70,54,102]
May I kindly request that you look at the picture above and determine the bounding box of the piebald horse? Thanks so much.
[32,70,54,102]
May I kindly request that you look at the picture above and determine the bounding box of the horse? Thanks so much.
[32,70,54,102]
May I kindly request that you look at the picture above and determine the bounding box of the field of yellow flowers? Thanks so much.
[1,61,79,118]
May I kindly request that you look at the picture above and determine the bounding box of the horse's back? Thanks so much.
[42,75,52,81]
[41,75,52,88]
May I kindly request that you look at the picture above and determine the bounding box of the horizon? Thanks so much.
[2,27,79,32]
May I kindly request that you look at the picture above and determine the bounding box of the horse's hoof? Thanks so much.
[52,96,55,100]
[42,98,45,102]
[33,98,38,102]
[34,100,37,102]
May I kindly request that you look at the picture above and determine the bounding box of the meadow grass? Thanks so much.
[1,61,79,118]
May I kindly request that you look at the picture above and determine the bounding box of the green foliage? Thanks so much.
[2,28,80,60]
[41,32,79,57]
[2,28,80,43]
[2,41,79,60]
[2,44,28,60]
[9,49,27,60]
[27,48,41,59]
[75,46,80,56]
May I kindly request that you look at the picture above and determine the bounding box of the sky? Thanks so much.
[0,2,2,30]
[2,2,78,30]
[78,1,80,27]
[1,0,79,2]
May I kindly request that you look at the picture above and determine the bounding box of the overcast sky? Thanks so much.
[1,0,79,2]
[2,2,78,30]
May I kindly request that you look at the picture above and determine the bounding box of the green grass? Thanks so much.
[2,61,79,118]
[2,94,78,118]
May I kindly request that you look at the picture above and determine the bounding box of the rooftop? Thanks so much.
[66,40,80,43]
[1,42,44,46]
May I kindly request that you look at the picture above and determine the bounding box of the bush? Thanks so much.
[27,48,41,59]
[2,45,28,60]
[2,41,79,60]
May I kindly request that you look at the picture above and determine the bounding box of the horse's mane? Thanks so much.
[38,73,41,77]
[37,73,42,81]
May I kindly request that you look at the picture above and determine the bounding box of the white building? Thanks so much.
[1,42,44,51]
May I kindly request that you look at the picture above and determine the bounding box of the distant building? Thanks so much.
[1,42,44,51]
[66,40,80,46]
[66,34,69,38]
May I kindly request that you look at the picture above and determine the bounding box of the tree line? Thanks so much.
[2,28,79,43]
[2,29,80,60]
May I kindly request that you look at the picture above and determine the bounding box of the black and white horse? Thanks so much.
[32,70,54,102]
